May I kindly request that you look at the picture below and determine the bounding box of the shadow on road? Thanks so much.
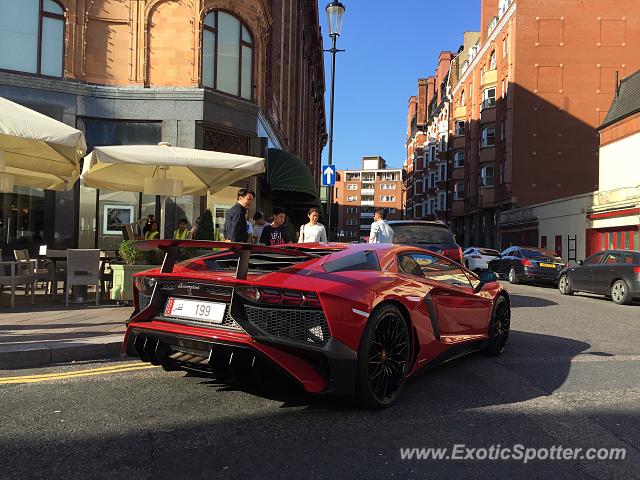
[509,294,558,308]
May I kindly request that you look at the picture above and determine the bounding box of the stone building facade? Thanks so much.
[0,0,326,250]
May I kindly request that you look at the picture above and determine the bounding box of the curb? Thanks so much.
[0,335,125,370]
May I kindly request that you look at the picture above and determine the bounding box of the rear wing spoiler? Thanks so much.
[133,240,313,279]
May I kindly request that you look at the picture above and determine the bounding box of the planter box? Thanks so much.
[110,264,154,302]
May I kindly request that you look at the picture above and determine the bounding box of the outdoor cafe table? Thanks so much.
[46,250,117,303]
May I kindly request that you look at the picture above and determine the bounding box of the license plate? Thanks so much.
[164,297,226,323]
[539,262,556,268]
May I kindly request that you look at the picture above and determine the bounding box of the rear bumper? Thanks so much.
[522,267,561,283]
[124,320,358,396]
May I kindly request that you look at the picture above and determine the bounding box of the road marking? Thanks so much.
[0,362,159,384]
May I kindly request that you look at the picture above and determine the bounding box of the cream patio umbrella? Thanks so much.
[81,143,265,238]
[0,97,87,192]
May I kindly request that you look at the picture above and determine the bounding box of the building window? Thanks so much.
[481,126,496,148]
[347,183,358,190]
[0,0,65,77]
[346,207,358,214]
[381,183,395,190]
[454,182,464,200]
[500,158,506,184]
[455,120,465,136]
[347,195,357,202]
[202,10,253,100]
[437,192,446,211]
[540,236,547,249]
[438,163,447,181]
[489,50,497,70]
[500,119,505,141]
[555,235,562,257]
[480,166,495,187]
[460,90,466,106]
[415,180,423,195]
[453,150,465,168]
[482,87,496,110]
[346,172,360,181]
[346,219,357,226]
[380,195,396,202]
[502,34,509,58]
[389,208,396,214]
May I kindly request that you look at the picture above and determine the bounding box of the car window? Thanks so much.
[397,254,424,277]
[398,253,473,289]
[512,250,522,258]
[463,248,473,254]
[479,248,499,256]
[622,253,634,264]
[584,252,605,265]
[603,252,624,264]
[392,224,456,246]
[500,248,511,256]
[521,248,559,259]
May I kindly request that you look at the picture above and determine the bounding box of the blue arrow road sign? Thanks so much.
[322,165,336,186]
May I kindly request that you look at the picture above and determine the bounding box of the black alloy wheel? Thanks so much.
[486,296,510,355]
[356,304,410,409]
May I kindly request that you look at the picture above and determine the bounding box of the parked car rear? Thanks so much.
[387,220,463,264]
[463,247,500,272]
[489,246,565,285]
[558,250,640,305]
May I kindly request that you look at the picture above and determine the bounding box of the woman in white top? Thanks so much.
[298,207,328,243]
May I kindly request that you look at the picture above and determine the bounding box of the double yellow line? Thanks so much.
[0,362,158,384]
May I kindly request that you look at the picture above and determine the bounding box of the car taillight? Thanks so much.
[521,259,533,268]
[634,266,640,279]
[236,287,321,308]
[444,247,463,263]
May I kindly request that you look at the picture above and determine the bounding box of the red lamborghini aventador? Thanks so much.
[124,240,511,408]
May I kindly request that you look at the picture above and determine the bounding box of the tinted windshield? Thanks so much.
[521,248,561,259]
[392,224,456,246]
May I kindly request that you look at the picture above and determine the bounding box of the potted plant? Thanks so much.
[110,240,160,303]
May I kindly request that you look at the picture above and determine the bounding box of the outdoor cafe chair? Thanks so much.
[0,260,36,308]
[65,249,101,306]
[14,249,49,289]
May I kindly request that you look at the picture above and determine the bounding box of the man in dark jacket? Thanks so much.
[223,188,255,242]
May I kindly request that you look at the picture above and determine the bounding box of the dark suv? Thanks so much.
[387,220,463,264]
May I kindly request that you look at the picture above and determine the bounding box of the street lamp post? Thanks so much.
[325,1,345,241]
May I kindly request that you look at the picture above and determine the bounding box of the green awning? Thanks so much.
[267,148,318,203]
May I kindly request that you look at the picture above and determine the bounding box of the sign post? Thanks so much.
[322,164,336,239]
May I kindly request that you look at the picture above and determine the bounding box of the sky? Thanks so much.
[319,0,481,171]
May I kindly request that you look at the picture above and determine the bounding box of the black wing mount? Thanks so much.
[133,240,314,279]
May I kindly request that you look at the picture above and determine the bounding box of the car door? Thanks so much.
[593,251,624,294]
[492,248,511,276]
[572,252,605,292]
[398,252,493,336]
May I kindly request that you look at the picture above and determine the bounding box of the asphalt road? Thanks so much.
[2,283,639,480]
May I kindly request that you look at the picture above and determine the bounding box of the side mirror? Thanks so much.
[473,269,499,294]
[576,260,583,266]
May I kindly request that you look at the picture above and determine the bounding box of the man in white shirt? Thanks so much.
[369,209,394,243]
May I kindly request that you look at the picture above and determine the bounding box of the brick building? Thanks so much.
[0,0,326,250]
[405,0,640,249]
[335,157,403,242]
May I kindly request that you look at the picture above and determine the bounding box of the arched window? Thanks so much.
[460,90,466,106]
[202,10,253,100]
[0,0,64,77]
[489,50,497,70]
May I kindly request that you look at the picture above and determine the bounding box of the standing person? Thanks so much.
[298,208,328,243]
[145,220,159,240]
[223,188,255,243]
[369,208,394,243]
[142,214,155,236]
[259,207,290,246]
[173,218,191,239]
[252,211,266,243]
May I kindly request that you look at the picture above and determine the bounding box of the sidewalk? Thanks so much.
[0,292,130,370]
